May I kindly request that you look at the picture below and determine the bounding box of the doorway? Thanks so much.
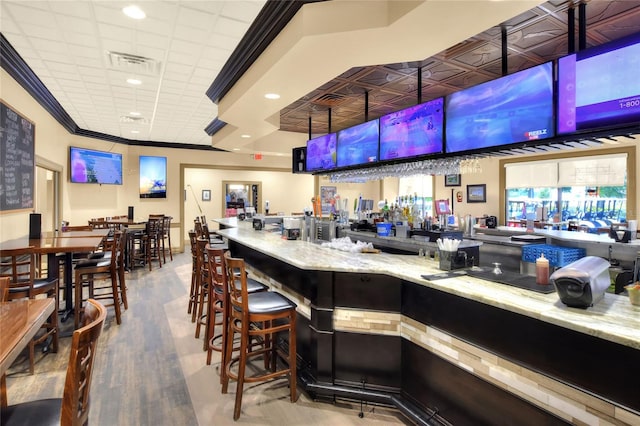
[222,181,262,217]
[35,156,62,233]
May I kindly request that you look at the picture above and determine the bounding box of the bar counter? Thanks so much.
[214,217,640,426]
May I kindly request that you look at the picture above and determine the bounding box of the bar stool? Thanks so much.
[74,231,122,328]
[144,216,163,271]
[194,237,209,342]
[221,252,298,420]
[162,216,173,262]
[205,247,267,369]
[187,230,198,318]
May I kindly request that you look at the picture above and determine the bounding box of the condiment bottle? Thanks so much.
[536,253,549,285]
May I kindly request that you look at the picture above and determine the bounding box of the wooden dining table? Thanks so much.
[0,298,55,407]
[88,217,147,227]
[0,234,107,316]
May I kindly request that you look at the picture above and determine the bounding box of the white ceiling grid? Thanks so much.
[1,0,266,146]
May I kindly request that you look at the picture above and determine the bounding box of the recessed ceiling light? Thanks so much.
[233,148,240,151]
[123,5,146,20]
[131,130,140,134]
[240,134,251,138]
[264,93,280,100]
[126,78,142,85]
[130,111,141,116]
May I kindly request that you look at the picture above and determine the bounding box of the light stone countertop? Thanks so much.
[214,217,640,350]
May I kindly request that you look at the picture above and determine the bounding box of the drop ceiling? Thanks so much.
[1,0,640,154]
[0,0,266,146]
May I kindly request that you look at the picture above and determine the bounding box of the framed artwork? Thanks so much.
[444,174,461,187]
[467,184,486,203]
[202,189,211,202]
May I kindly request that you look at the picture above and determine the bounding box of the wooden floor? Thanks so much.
[5,251,410,425]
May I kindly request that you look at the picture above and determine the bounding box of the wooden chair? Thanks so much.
[88,230,128,311]
[0,299,107,426]
[194,238,209,342]
[162,216,173,262]
[205,247,267,370]
[74,232,122,329]
[221,253,298,420]
[149,215,166,263]
[144,217,163,271]
[0,247,59,375]
[187,231,199,318]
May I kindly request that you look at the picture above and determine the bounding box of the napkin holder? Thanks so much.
[439,249,468,271]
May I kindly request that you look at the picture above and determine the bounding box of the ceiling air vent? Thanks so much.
[313,93,350,107]
[106,51,161,76]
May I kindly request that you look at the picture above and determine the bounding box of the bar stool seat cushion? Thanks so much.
[88,251,111,260]
[75,258,110,268]
[238,291,297,315]
[247,278,268,294]
[1,398,61,426]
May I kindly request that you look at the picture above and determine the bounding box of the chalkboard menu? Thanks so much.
[1,101,35,212]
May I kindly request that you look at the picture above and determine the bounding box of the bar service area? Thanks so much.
[2,1,640,426]
[216,25,640,426]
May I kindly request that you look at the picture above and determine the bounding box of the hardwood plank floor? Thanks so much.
[5,251,409,425]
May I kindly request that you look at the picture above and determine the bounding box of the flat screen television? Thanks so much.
[336,119,379,168]
[69,146,123,184]
[306,133,337,172]
[445,62,554,153]
[139,155,167,199]
[557,31,640,135]
[379,98,444,161]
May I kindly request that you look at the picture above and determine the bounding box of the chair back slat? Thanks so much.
[207,247,227,296]
[224,253,249,315]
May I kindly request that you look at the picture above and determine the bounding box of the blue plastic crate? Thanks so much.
[521,244,586,268]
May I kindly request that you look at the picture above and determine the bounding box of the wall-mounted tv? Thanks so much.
[379,97,444,161]
[558,31,640,135]
[69,146,123,184]
[306,133,337,172]
[445,62,554,153]
[337,119,379,168]
[139,155,167,199]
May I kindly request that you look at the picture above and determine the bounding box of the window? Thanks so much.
[500,147,636,229]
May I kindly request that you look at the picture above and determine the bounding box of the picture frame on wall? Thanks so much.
[467,184,486,203]
[202,189,211,202]
[444,174,461,187]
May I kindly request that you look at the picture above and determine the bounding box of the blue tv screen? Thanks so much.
[445,62,554,153]
[337,119,379,168]
[558,31,640,135]
[379,98,444,161]
[139,155,167,199]
[306,133,337,172]
[69,146,123,184]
